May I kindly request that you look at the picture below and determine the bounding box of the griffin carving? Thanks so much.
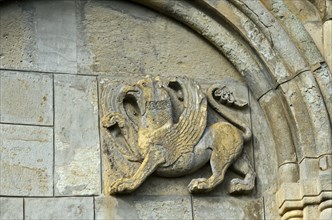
[101,76,255,194]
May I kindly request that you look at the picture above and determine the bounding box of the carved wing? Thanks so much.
[101,83,142,162]
[159,77,207,165]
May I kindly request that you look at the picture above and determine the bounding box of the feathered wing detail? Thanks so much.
[101,83,142,162]
[101,77,208,164]
[158,77,208,165]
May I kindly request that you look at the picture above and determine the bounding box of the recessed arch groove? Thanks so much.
[131,0,275,98]
[230,0,332,149]
[130,0,308,172]
[130,3,332,219]
[196,0,321,168]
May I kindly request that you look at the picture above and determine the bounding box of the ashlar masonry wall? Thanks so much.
[0,0,331,219]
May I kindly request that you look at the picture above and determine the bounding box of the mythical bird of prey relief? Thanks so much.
[101,76,255,194]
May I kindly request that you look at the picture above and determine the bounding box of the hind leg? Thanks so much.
[188,123,243,193]
[228,152,256,194]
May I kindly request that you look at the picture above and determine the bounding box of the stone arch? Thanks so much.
[0,0,331,219]
[131,0,332,219]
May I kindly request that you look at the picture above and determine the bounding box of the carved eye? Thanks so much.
[142,82,147,87]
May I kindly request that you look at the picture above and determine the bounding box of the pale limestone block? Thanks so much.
[95,195,192,220]
[0,2,34,70]
[304,204,320,220]
[132,175,192,196]
[32,0,77,74]
[0,71,53,125]
[279,79,316,160]
[0,197,23,220]
[276,182,302,206]
[327,0,332,19]
[76,0,242,81]
[0,124,53,196]
[25,197,93,220]
[299,158,318,179]
[0,1,77,74]
[297,70,331,156]
[192,197,263,220]
[243,79,291,219]
[324,20,332,71]
[304,22,324,55]
[54,75,100,196]
[250,92,279,219]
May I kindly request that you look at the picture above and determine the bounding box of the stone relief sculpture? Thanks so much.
[101,76,255,194]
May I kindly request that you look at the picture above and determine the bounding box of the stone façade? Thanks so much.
[0,0,331,219]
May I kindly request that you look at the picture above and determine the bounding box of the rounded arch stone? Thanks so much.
[131,0,332,219]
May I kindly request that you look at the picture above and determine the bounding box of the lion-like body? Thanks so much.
[102,76,255,194]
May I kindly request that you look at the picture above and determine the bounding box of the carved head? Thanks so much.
[124,76,173,129]
[136,76,170,104]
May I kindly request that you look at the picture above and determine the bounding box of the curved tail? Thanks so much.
[207,84,252,142]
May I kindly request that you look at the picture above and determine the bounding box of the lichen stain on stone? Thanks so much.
[41,95,48,105]
[38,116,44,123]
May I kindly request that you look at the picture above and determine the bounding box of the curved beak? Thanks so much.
[122,84,140,98]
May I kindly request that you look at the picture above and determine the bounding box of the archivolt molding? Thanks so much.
[132,0,331,219]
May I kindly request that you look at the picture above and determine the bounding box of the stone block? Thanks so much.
[299,158,318,179]
[250,92,279,219]
[76,0,242,81]
[304,22,324,55]
[31,0,77,73]
[0,124,53,196]
[279,79,316,160]
[250,92,278,192]
[192,196,263,220]
[95,195,192,220]
[25,197,93,220]
[0,0,77,74]
[133,175,193,196]
[276,182,302,207]
[318,174,332,191]
[0,71,53,125]
[0,197,23,220]
[297,70,331,156]
[319,154,332,171]
[301,179,320,196]
[0,2,34,70]
[54,75,100,196]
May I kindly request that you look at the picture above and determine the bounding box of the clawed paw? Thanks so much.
[109,178,136,194]
[102,113,125,128]
[228,178,254,194]
[188,178,212,193]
